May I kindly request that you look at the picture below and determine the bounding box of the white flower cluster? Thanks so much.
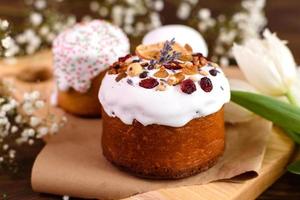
[89,0,164,36]
[0,19,16,58]
[233,0,267,41]
[0,80,65,166]
[177,0,199,20]
[195,0,267,66]
[1,0,266,65]
[1,0,76,57]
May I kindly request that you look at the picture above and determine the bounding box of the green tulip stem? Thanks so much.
[286,90,299,107]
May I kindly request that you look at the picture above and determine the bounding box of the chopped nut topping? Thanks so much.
[115,72,127,82]
[163,61,182,70]
[127,63,143,77]
[184,44,193,53]
[199,56,208,66]
[110,40,218,95]
[118,54,132,63]
[136,42,191,61]
[156,82,167,91]
[192,53,208,67]
[199,70,209,76]
[208,62,217,67]
[154,67,169,78]
[167,72,185,85]
[182,65,198,75]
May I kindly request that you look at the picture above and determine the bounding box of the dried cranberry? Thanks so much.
[139,78,159,89]
[199,77,213,92]
[181,79,196,94]
[163,61,182,70]
[118,54,132,62]
[139,71,148,79]
[209,69,219,76]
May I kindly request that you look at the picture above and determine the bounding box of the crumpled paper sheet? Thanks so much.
[31,114,272,200]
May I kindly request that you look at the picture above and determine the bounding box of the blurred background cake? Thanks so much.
[52,20,129,117]
[143,25,208,57]
[99,40,230,179]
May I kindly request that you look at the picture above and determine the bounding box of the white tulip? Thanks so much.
[224,79,257,123]
[290,68,300,105]
[233,29,297,96]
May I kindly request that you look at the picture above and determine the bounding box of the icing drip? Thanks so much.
[53,20,130,93]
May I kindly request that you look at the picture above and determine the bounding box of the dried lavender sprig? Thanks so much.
[150,38,182,65]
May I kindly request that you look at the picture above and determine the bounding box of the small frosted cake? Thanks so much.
[52,20,129,117]
[99,40,230,179]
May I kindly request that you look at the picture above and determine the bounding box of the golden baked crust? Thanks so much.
[57,71,105,117]
[102,108,225,179]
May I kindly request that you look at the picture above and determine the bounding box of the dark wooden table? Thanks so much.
[0,143,300,200]
[1,0,300,199]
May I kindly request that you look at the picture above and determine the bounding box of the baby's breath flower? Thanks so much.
[1,36,14,49]
[177,2,191,20]
[35,100,45,108]
[11,126,18,133]
[30,12,43,26]
[50,123,59,133]
[62,195,70,200]
[15,115,22,123]
[9,150,16,159]
[37,126,49,138]
[0,20,9,31]
[0,80,64,168]
[34,0,47,10]
[28,139,35,145]
[30,116,41,127]
[2,144,9,151]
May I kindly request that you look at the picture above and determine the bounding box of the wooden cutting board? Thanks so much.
[0,51,295,200]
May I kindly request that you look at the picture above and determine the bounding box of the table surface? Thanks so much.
[1,0,300,199]
[0,143,300,200]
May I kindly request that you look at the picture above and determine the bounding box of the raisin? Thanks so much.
[147,65,154,70]
[139,71,148,79]
[209,69,219,76]
[127,79,133,85]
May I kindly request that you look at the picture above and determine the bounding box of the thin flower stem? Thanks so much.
[286,90,299,107]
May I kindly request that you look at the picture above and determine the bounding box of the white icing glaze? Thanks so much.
[53,20,130,93]
[142,25,208,57]
[99,62,230,127]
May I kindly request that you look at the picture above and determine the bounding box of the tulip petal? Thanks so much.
[289,67,300,106]
[263,29,297,87]
[233,43,287,96]
[224,79,256,123]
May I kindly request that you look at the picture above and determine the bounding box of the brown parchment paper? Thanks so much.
[31,114,272,200]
